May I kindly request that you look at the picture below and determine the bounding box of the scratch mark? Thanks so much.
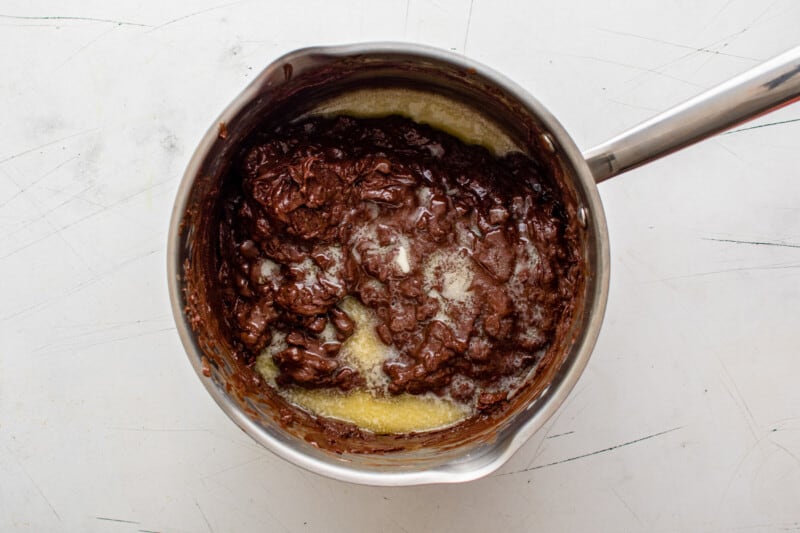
[0,129,97,165]
[612,488,643,526]
[603,97,662,113]
[106,426,211,432]
[616,48,716,95]
[150,0,252,31]
[0,13,149,26]
[719,360,759,442]
[724,118,800,135]
[0,183,95,251]
[521,385,589,469]
[595,27,760,61]
[402,0,410,39]
[139,530,160,533]
[545,431,575,439]
[713,139,749,165]
[750,0,782,30]
[628,0,786,93]
[96,516,140,524]
[721,432,772,502]
[0,155,79,208]
[558,52,707,89]
[54,26,116,70]
[53,315,173,328]
[392,519,410,533]
[516,386,587,470]
[609,18,771,99]
[32,317,173,353]
[692,0,783,81]
[1,248,160,322]
[461,0,474,54]
[34,326,175,355]
[701,0,781,73]
[758,1,800,29]
[17,460,61,520]
[248,481,292,533]
[194,498,215,533]
[654,262,800,282]
[703,0,735,30]
[6,168,96,272]
[0,22,80,27]
[500,426,683,475]
[772,441,800,468]
[47,216,95,272]
[0,174,172,264]
[769,415,800,429]
[201,455,268,480]
[686,37,734,79]
[704,237,800,249]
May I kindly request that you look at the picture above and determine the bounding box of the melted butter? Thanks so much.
[282,389,469,434]
[256,351,280,381]
[255,298,471,433]
[338,297,387,384]
[396,244,411,273]
[259,258,280,281]
[424,250,474,303]
[310,88,520,156]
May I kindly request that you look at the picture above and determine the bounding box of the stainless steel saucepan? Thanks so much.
[168,43,800,485]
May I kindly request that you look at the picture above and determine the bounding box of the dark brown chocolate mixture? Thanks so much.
[216,115,580,419]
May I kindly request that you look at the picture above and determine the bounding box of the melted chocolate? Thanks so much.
[213,115,581,423]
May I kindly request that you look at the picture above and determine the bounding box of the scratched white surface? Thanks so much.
[1,1,799,531]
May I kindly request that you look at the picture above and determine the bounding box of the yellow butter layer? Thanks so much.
[338,297,386,380]
[284,388,469,434]
[255,298,471,433]
[255,352,280,381]
[311,87,521,156]
[256,354,468,433]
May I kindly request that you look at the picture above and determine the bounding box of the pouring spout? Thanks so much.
[584,46,800,183]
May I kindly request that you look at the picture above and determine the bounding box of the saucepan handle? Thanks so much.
[584,46,800,183]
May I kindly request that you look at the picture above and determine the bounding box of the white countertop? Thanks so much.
[2,1,799,531]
